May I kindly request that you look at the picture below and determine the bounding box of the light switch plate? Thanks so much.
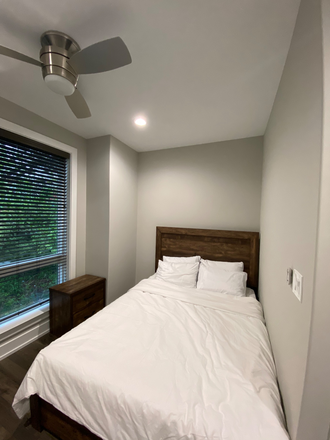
[287,268,293,285]
[292,269,303,302]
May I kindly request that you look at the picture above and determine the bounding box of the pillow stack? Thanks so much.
[156,256,200,288]
[156,256,201,288]
[197,259,247,297]
[155,256,248,297]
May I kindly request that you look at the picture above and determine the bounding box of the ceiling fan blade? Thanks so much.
[70,37,132,75]
[65,89,91,119]
[0,45,41,67]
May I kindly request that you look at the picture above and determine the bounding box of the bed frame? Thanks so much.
[30,227,260,440]
[156,227,259,293]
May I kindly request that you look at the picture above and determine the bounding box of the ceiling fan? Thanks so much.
[0,30,132,119]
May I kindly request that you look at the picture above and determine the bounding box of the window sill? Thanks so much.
[0,303,50,360]
[0,303,49,337]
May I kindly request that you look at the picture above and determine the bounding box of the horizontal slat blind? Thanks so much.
[0,134,68,322]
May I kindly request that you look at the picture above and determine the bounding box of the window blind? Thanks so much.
[0,131,69,322]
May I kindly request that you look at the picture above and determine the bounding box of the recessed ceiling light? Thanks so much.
[134,117,147,126]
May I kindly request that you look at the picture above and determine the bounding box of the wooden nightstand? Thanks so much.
[49,274,106,337]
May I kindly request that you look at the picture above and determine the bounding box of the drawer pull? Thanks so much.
[83,293,95,301]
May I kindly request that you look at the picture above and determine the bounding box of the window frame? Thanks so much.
[0,118,77,332]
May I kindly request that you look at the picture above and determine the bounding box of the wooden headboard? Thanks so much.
[155,227,260,294]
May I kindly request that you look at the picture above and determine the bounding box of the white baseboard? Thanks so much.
[0,312,50,361]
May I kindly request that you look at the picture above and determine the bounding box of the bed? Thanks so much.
[12,227,289,440]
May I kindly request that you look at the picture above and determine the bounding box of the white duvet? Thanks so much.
[13,279,289,440]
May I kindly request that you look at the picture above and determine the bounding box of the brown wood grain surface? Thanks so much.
[155,226,260,293]
[50,275,105,296]
[49,275,106,337]
[31,396,101,440]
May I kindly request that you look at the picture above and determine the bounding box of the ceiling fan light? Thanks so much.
[45,74,75,96]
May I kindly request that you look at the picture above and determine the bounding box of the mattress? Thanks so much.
[13,278,289,440]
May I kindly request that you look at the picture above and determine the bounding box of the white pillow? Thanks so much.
[246,287,256,299]
[197,264,247,297]
[163,255,201,263]
[200,259,244,272]
[156,260,199,288]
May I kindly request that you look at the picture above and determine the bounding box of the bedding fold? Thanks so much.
[131,279,265,322]
[13,278,289,440]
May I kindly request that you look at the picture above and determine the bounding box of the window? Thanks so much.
[0,129,69,323]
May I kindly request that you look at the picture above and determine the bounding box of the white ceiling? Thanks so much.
[0,0,301,152]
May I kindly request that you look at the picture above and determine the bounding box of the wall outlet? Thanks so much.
[292,269,303,302]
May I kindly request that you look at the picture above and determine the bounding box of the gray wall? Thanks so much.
[108,137,138,302]
[296,1,330,438]
[136,137,263,281]
[259,0,323,437]
[86,136,111,287]
[85,136,138,304]
[0,96,87,276]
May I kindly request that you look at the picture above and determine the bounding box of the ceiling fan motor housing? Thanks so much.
[40,31,80,96]
[0,29,131,118]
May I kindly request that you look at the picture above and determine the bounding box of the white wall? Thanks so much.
[136,137,263,281]
[108,137,138,302]
[259,0,324,437]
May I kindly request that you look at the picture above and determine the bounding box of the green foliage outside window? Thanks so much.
[0,265,58,319]
[0,163,61,262]
[0,142,67,322]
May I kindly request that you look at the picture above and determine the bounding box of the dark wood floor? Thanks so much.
[0,334,55,440]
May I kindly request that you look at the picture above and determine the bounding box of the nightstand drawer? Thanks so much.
[72,284,104,314]
[50,275,106,337]
[72,298,104,327]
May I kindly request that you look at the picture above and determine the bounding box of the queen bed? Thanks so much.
[12,227,289,440]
